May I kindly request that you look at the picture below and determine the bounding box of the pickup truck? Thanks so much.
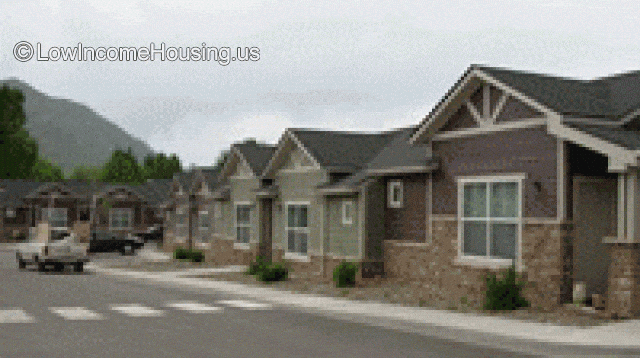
[16,231,90,272]
[89,230,144,255]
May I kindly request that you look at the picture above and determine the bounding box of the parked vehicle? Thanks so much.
[135,225,163,243]
[16,230,89,272]
[89,230,144,255]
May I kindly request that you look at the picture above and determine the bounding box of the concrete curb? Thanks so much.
[86,264,640,348]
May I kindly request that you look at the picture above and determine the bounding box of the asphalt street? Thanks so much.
[2,249,640,357]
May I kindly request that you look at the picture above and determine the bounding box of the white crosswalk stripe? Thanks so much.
[110,304,164,317]
[216,299,272,310]
[166,301,223,313]
[1,299,272,323]
[0,308,35,323]
[49,307,104,320]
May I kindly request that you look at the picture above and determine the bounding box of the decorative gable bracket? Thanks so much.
[464,84,510,127]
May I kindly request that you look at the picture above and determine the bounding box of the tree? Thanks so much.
[102,147,145,185]
[142,152,182,180]
[69,165,104,181]
[213,149,230,171]
[0,85,39,178]
[31,158,64,181]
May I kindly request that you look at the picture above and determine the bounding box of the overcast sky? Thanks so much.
[2,0,640,167]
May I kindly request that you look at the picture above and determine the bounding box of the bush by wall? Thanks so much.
[173,247,204,262]
[483,264,530,311]
[257,262,289,282]
[247,255,269,275]
[333,261,359,288]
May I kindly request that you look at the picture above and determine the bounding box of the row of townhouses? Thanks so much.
[163,64,640,318]
[0,179,171,240]
[4,64,640,317]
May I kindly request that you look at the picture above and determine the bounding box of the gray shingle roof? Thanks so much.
[365,126,433,173]
[567,124,640,150]
[234,140,277,176]
[0,180,43,207]
[477,65,640,119]
[133,179,173,206]
[291,129,396,173]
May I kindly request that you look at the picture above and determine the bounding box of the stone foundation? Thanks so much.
[607,243,640,318]
[383,219,571,310]
[206,236,259,266]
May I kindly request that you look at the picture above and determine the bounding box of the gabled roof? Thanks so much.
[565,124,640,150]
[476,65,631,119]
[60,180,105,198]
[287,128,396,173]
[233,140,277,176]
[174,171,196,191]
[134,179,173,207]
[0,180,43,207]
[365,126,436,175]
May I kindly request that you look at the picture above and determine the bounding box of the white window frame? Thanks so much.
[40,208,68,230]
[198,210,209,231]
[342,200,353,225]
[213,202,222,219]
[6,208,15,218]
[109,208,133,230]
[456,174,524,268]
[388,180,403,208]
[285,201,310,256]
[234,202,252,244]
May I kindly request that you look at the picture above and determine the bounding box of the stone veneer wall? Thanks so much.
[206,236,259,266]
[607,243,640,318]
[383,219,572,310]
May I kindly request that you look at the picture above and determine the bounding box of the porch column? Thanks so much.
[607,170,640,318]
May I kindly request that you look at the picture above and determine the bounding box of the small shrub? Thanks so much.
[173,247,203,262]
[247,255,270,275]
[174,247,188,260]
[333,261,359,288]
[483,264,530,311]
[258,262,289,282]
[190,250,204,262]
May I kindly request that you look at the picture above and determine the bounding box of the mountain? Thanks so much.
[1,78,156,175]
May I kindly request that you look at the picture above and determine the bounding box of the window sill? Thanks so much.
[454,257,515,270]
[195,242,211,249]
[233,243,251,250]
[284,252,311,262]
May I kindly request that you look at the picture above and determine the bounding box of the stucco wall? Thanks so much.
[272,169,327,256]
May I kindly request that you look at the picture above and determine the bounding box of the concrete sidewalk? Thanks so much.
[84,262,640,350]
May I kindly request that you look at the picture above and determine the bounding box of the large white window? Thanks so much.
[342,200,353,225]
[286,203,309,255]
[388,180,403,208]
[458,176,522,261]
[40,208,67,229]
[109,208,133,230]
[235,203,251,244]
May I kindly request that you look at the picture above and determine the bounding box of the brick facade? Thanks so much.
[382,219,572,310]
[607,243,640,318]
[205,236,259,266]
